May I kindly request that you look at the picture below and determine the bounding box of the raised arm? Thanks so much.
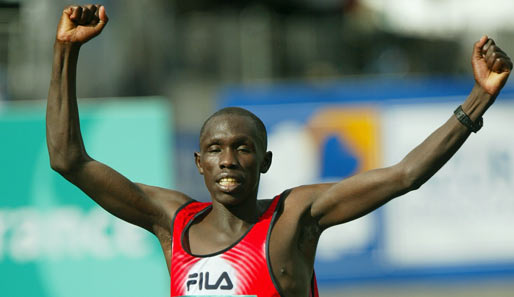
[309,36,512,229]
[46,5,190,234]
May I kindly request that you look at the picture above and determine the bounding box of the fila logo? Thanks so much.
[186,271,234,291]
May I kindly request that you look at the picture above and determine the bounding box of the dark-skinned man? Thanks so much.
[46,4,512,297]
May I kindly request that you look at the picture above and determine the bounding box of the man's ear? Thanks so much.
[194,152,204,175]
[260,151,272,173]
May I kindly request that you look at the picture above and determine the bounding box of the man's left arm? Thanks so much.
[308,36,512,229]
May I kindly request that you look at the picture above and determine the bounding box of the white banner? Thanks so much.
[382,99,514,267]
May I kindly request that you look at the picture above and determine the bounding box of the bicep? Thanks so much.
[61,159,189,233]
[310,164,409,229]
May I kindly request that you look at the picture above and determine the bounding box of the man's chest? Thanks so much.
[266,212,319,297]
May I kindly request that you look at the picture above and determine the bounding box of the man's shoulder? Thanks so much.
[136,183,193,217]
[285,183,332,204]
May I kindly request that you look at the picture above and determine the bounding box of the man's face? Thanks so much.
[195,114,271,206]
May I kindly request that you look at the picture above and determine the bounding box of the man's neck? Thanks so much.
[207,196,261,235]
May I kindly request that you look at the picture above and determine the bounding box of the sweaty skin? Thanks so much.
[46,4,512,297]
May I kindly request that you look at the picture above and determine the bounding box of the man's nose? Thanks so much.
[219,149,238,168]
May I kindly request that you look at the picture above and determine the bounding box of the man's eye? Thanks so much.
[238,146,251,153]
[208,146,221,152]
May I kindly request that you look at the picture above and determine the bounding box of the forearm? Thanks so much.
[399,84,494,189]
[46,41,89,172]
[312,38,511,229]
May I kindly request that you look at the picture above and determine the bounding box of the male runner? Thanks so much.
[46,4,512,297]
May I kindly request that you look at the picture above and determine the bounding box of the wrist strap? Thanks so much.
[454,105,483,133]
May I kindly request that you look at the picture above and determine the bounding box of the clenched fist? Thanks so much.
[56,4,108,44]
[472,36,512,96]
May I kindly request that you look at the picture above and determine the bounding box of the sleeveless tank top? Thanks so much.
[169,192,319,297]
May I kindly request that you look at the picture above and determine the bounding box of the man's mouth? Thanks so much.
[219,177,238,187]
[217,176,241,192]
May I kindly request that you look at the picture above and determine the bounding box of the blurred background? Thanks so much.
[1,0,514,296]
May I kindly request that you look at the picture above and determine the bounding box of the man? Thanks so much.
[46,4,512,297]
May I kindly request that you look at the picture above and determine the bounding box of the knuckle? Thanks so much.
[64,5,77,13]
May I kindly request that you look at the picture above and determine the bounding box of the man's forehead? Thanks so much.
[202,114,257,135]
[200,114,265,147]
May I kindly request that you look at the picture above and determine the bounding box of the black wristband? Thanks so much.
[454,105,483,133]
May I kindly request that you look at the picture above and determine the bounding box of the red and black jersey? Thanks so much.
[170,192,319,297]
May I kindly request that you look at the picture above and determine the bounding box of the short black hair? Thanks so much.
[200,107,268,151]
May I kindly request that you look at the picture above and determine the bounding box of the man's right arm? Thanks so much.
[46,4,190,234]
[307,36,511,230]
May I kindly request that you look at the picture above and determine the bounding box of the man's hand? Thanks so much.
[56,4,108,44]
[472,36,512,96]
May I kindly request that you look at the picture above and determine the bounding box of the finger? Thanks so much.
[490,53,512,73]
[96,5,108,30]
[482,39,495,57]
[78,6,92,25]
[486,49,501,69]
[63,5,75,17]
[486,44,509,62]
[87,5,100,26]
[473,35,488,59]
[61,5,78,27]
[492,44,507,56]
[99,5,108,23]
[70,6,82,22]
[485,46,506,60]
[502,57,513,72]
[492,58,505,73]
[494,56,512,73]
[83,4,97,25]
[485,44,503,66]
[86,4,98,13]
